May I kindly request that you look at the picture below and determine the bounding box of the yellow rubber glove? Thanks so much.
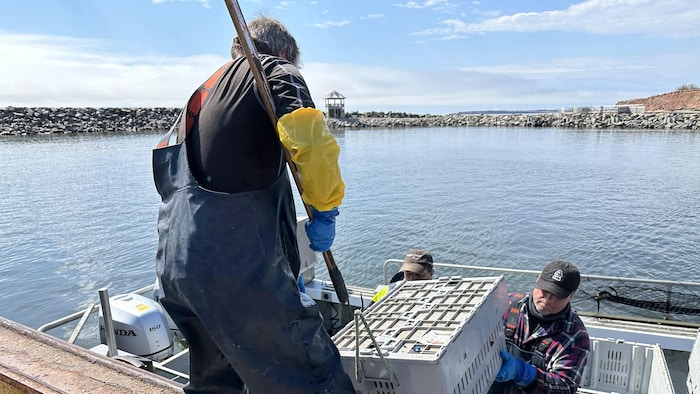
[372,285,389,303]
[277,108,345,211]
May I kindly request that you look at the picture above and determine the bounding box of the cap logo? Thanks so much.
[407,253,422,261]
[551,269,564,282]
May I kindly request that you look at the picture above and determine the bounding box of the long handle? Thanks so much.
[224,0,349,304]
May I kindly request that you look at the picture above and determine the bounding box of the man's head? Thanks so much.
[532,260,580,315]
[231,15,300,66]
[399,249,434,281]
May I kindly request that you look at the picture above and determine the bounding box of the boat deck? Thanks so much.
[0,316,184,394]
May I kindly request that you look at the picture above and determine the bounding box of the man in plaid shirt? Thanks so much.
[490,261,590,393]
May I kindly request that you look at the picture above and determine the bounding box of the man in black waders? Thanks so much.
[152,15,355,393]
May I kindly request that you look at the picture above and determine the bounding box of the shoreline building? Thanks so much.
[325,90,345,119]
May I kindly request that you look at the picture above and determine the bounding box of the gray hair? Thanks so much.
[231,15,300,66]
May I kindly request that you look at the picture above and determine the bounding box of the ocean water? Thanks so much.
[1,127,699,329]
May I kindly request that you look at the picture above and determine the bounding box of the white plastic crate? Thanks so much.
[579,338,674,394]
[332,276,509,394]
[688,330,700,394]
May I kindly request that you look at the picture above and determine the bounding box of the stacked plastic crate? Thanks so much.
[579,338,675,394]
[689,331,700,394]
[332,276,509,394]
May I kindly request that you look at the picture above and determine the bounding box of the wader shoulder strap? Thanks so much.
[180,61,232,143]
[156,61,232,148]
[504,292,527,341]
[535,337,553,355]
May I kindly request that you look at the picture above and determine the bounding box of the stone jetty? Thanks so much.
[1,107,698,136]
[0,107,179,136]
[328,111,700,130]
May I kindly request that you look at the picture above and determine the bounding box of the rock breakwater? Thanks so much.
[1,107,698,136]
[328,111,700,130]
[0,107,180,136]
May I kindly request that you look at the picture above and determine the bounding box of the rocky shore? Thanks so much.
[328,111,700,130]
[1,107,698,136]
[0,107,178,136]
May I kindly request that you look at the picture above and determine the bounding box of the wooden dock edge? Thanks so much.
[0,316,184,393]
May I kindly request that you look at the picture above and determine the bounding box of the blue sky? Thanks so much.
[1,0,698,114]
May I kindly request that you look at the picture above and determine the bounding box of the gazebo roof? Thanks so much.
[325,90,345,99]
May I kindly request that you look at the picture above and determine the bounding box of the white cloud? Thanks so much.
[303,62,585,113]
[0,33,224,108]
[1,31,696,114]
[151,0,211,8]
[310,19,351,28]
[303,49,698,113]
[415,0,700,38]
[458,57,656,78]
[393,0,451,10]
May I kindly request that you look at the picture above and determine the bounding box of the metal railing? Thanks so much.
[36,283,192,383]
[37,284,154,334]
[381,259,700,324]
[382,259,700,288]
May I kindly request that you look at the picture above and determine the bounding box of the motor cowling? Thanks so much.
[152,277,180,334]
[98,293,174,362]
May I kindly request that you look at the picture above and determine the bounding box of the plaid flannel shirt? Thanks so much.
[500,293,590,394]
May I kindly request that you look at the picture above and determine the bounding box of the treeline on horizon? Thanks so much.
[676,84,699,91]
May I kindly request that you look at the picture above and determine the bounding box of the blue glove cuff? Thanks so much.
[515,363,537,386]
[305,207,339,252]
[311,207,339,220]
[495,350,537,386]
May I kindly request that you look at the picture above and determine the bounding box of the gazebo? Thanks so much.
[325,90,345,119]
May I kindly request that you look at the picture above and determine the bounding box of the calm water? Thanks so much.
[1,127,699,329]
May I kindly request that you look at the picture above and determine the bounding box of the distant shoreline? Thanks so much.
[1,107,698,136]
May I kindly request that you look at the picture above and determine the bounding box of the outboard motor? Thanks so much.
[152,277,181,336]
[98,293,174,362]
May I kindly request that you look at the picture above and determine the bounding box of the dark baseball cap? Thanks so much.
[399,249,433,274]
[535,260,580,299]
